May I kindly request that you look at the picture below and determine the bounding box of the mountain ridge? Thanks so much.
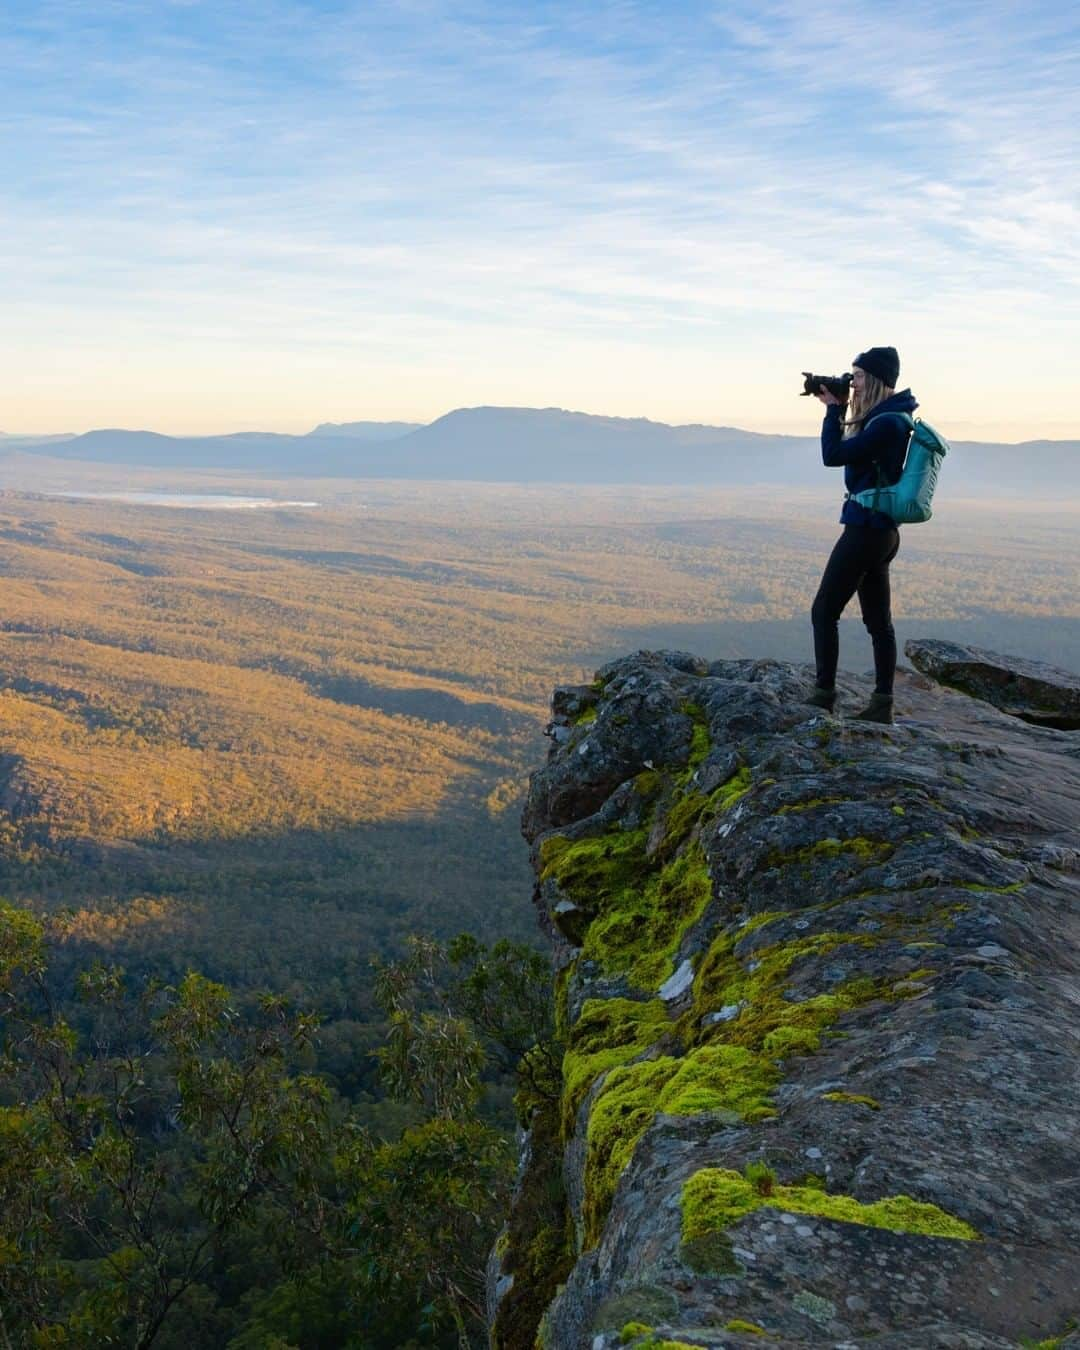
[2,405,1076,492]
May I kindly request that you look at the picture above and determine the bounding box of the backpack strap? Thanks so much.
[867,411,916,507]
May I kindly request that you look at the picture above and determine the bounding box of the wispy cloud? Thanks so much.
[1,0,1077,434]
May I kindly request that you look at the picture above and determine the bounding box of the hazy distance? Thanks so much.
[2,405,1076,496]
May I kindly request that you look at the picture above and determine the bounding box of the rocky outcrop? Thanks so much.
[906,638,1080,730]
[491,649,1080,1349]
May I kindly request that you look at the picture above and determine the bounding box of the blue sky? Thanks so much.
[2,0,1078,437]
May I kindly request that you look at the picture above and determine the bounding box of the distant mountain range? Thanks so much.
[1,406,1076,493]
[307,420,423,441]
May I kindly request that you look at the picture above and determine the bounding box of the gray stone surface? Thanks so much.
[906,636,1080,729]
[507,648,1080,1349]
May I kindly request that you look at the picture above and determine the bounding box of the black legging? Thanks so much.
[812,524,900,695]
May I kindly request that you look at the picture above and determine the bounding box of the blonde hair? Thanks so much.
[844,370,894,439]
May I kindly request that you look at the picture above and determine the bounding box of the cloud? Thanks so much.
[1,0,1077,432]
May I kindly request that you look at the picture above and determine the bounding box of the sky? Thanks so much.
[2,0,1078,439]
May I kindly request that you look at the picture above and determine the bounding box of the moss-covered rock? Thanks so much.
[681,1166,980,1243]
[510,648,1080,1348]
[561,997,670,1136]
[582,1043,778,1246]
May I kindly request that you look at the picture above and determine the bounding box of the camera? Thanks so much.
[801,371,852,403]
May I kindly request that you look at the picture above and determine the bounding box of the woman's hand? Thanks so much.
[816,385,841,406]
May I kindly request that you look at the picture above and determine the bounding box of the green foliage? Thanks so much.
[743,1161,777,1196]
[0,906,334,1349]
[490,1096,573,1350]
[373,934,562,1124]
[343,1117,512,1341]
[0,916,546,1349]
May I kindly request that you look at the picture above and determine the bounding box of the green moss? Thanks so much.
[736,910,789,935]
[677,700,710,769]
[957,881,1024,894]
[561,997,669,1135]
[1019,1324,1077,1350]
[891,804,906,816]
[660,766,751,859]
[582,1043,778,1247]
[681,1167,979,1243]
[620,1326,653,1344]
[710,765,752,811]
[660,790,711,855]
[553,964,572,1045]
[726,1323,767,1337]
[688,724,710,767]
[540,828,650,904]
[692,928,884,1061]
[634,769,664,798]
[822,1091,881,1110]
[775,796,846,814]
[574,705,598,726]
[763,836,894,869]
[762,1024,822,1057]
[580,844,712,990]
[541,825,714,991]
[593,1287,679,1333]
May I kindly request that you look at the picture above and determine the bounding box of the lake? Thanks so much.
[45,492,319,510]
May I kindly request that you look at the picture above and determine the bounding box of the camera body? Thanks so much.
[801,371,852,403]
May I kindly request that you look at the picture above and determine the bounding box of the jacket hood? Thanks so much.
[868,388,919,418]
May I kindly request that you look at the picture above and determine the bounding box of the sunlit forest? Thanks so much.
[1,479,1077,1344]
[3,483,1078,991]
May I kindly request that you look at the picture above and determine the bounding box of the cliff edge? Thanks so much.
[491,648,1080,1349]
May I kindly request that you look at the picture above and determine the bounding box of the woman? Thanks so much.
[808,346,917,724]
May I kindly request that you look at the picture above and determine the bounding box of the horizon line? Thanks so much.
[3,403,1080,448]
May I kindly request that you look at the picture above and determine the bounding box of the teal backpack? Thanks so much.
[851,412,949,524]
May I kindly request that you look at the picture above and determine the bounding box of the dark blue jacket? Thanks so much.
[822,388,919,527]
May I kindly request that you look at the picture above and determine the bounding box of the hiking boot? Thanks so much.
[806,685,837,713]
[853,692,894,724]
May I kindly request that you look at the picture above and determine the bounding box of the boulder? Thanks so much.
[905,637,1080,729]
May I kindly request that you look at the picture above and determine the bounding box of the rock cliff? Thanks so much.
[490,649,1080,1349]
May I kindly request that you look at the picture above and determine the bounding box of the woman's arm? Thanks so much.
[820,405,898,467]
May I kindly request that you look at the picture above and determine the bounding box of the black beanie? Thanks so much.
[853,346,900,387]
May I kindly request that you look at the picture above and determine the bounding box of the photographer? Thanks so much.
[807,346,918,724]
